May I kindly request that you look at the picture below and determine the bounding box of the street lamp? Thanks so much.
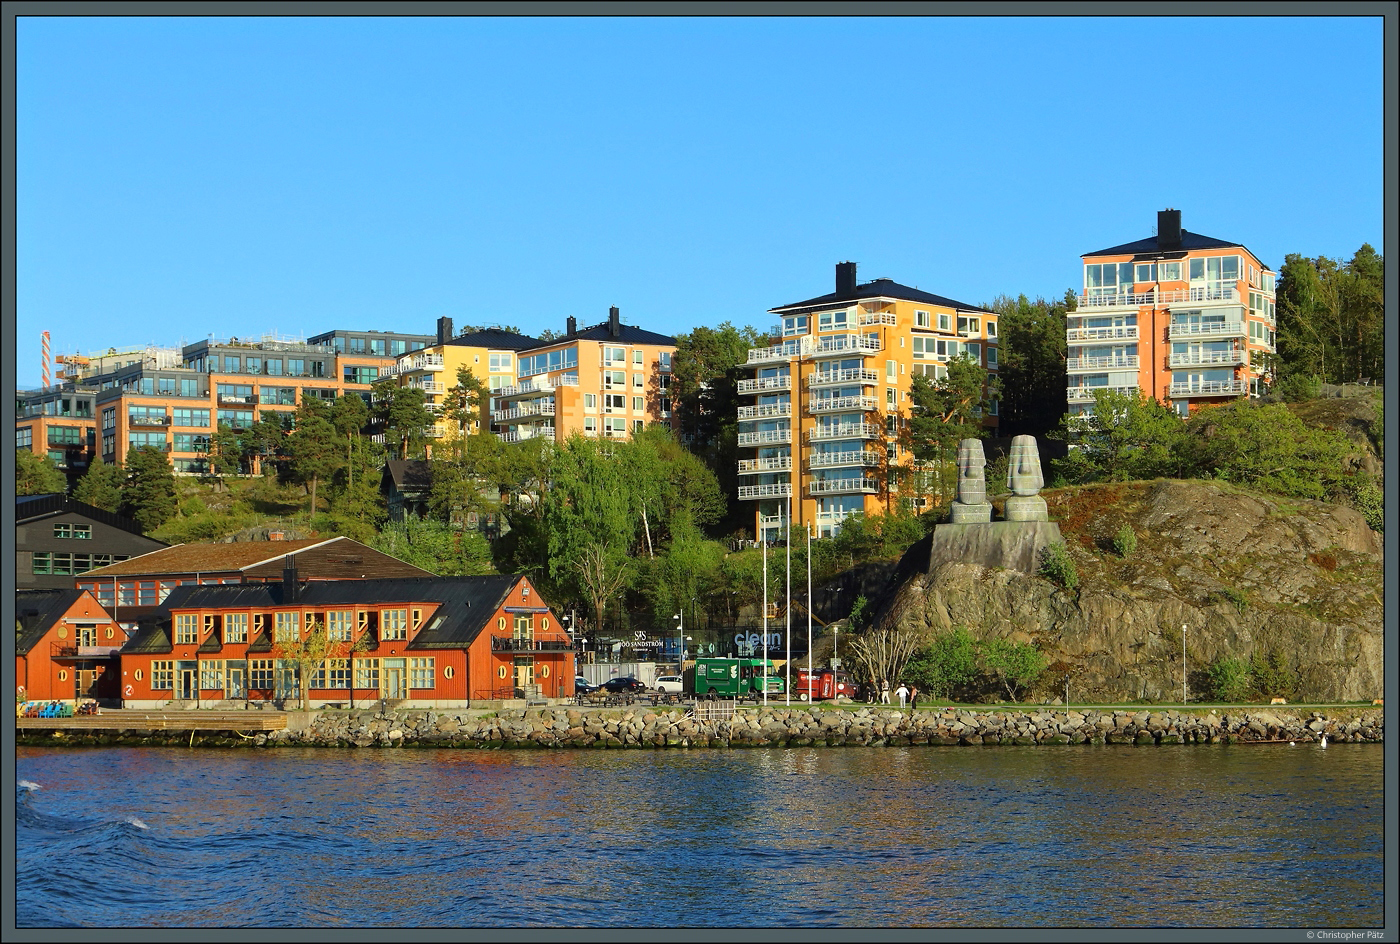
[1182,623,1187,705]
[673,612,684,672]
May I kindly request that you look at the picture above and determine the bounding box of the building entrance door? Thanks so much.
[382,659,406,699]
[513,658,534,697]
[176,662,198,700]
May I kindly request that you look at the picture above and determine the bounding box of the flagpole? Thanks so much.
[785,493,791,706]
[807,519,813,702]
[762,514,768,707]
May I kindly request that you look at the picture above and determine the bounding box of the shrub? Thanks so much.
[1038,541,1078,590]
[1206,657,1254,702]
[1111,524,1137,558]
[1250,650,1296,701]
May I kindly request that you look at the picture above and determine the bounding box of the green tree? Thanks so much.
[441,366,489,446]
[979,637,1047,701]
[16,449,67,495]
[330,393,371,491]
[209,423,244,476]
[1275,245,1385,387]
[1184,400,1349,500]
[369,516,495,576]
[1205,657,1254,703]
[270,617,370,712]
[71,458,123,510]
[904,626,980,700]
[1052,388,1188,483]
[985,293,1069,439]
[371,379,435,459]
[903,354,999,509]
[121,445,178,532]
[285,397,341,517]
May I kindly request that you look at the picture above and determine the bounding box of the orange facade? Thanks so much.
[16,590,126,703]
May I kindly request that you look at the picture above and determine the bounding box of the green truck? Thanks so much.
[690,657,786,700]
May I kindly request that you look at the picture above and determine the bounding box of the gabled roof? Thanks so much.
[121,622,173,655]
[538,322,677,347]
[770,278,994,315]
[446,328,542,351]
[16,494,163,541]
[80,536,348,578]
[151,576,530,650]
[15,589,87,656]
[1083,230,1247,258]
[382,459,433,494]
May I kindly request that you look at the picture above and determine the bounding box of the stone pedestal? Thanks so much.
[949,501,992,524]
[1004,494,1049,522]
[927,520,1064,575]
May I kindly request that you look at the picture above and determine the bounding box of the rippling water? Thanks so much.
[15,744,1383,928]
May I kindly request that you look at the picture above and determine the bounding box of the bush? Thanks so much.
[1038,541,1078,590]
[1250,650,1296,701]
[1111,525,1137,558]
[1206,657,1254,702]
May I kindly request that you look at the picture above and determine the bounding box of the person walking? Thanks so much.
[895,683,909,708]
[909,685,920,710]
[880,679,891,704]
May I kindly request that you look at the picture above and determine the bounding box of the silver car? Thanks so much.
[654,675,684,694]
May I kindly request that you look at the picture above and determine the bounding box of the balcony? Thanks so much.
[737,456,792,475]
[408,380,445,394]
[809,334,881,357]
[808,423,881,442]
[490,635,574,653]
[809,395,877,414]
[809,450,881,469]
[1168,320,1247,340]
[385,354,445,377]
[736,375,792,395]
[858,311,898,326]
[492,402,556,423]
[1066,384,1141,403]
[808,368,879,388]
[737,402,792,420]
[737,428,792,447]
[738,482,793,501]
[217,394,256,405]
[1168,350,1246,368]
[808,477,880,495]
[50,644,122,661]
[128,414,171,427]
[497,426,556,444]
[746,342,801,365]
[423,428,446,438]
[1066,325,1140,342]
[1066,356,1139,372]
[1076,285,1242,309]
[495,374,579,399]
[1170,380,1249,398]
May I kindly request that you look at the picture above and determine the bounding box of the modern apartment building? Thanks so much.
[16,384,100,479]
[385,318,542,447]
[1069,209,1276,417]
[492,307,676,444]
[739,262,1000,540]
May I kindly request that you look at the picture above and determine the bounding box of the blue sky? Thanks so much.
[15,15,1385,389]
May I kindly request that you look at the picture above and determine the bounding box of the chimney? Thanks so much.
[836,261,857,294]
[609,306,620,338]
[1158,209,1182,251]
[566,315,576,336]
[436,316,453,345]
[282,556,299,605]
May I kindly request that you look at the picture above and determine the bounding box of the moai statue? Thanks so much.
[949,438,992,523]
[1003,434,1048,521]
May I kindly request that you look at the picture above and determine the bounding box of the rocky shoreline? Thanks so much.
[16,705,1384,749]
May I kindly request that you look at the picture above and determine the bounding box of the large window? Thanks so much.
[17,427,32,449]
[173,434,210,453]
[274,611,300,642]
[49,426,85,445]
[355,659,380,690]
[914,310,930,328]
[603,347,626,366]
[173,408,211,427]
[326,610,354,641]
[217,409,254,429]
[410,658,435,689]
[200,661,224,690]
[381,609,408,640]
[1159,261,1183,282]
[225,612,248,643]
[344,366,379,384]
[175,614,199,644]
[782,315,808,336]
[818,311,849,331]
[151,661,174,690]
[1189,255,1241,284]
[128,432,168,451]
[249,659,275,690]
[489,352,512,372]
[259,387,296,405]
[1084,261,1135,296]
[53,524,92,539]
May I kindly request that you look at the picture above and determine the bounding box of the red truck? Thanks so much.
[792,667,860,702]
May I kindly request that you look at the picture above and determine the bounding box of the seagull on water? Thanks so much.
[1319,734,1328,749]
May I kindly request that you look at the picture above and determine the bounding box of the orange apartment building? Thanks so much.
[739,262,1000,540]
[492,307,677,444]
[1069,208,1276,417]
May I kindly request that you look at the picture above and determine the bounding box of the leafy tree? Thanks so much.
[330,393,371,490]
[121,445,178,532]
[985,293,1069,439]
[285,396,341,517]
[903,354,1000,509]
[270,618,370,712]
[369,516,495,576]
[440,366,489,445]
[371,379,434,459]
[1275,245,1385,387]
[1250,650,1297,701]
[845,624,927,699]
[1184,400,1349,500]
[72,458,123,510]
[904,626,980,700]
[1051,388,1188,483]
[979,637,1047,701]
[1205,657,1254,703]
[16,449,67,495]
[209,423,244,476]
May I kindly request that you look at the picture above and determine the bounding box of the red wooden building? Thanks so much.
[16,588,128,703]
[117,569,575,709]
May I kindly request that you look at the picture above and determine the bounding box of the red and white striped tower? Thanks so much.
[41,331,51,387]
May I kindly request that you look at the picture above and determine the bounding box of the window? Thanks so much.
[633,349,643,365]
[886,360,896,380]
[887,387,896,407]
[1189,255,1241,283]
[938,313,952,332]
[249,659,274,690]
[200,661,224,690]
[632,373,643,390]
[264,359,284,376]
[173,434,211,453]
[818,310,849,331]
[217,409,254,429]
[915,310,930,328]
[634,419,644,433]
[514,614,533,639]
[633,397,644,412]
[1134,263,1157,283]
[128,406,167,426]
[1159,261,1182,282]
[604,417,626,438]
[986,321,997,339]
[151,661,174,690]
[173,408,212,427]
[987,347,998,369]
[128,432,168,452]
[583,417,597,434]
[605,394,625,413]
[604,370,626,389]
[53,524,92,539]
[410,657,435,689]
[355,659,380,689]
[174,614,199,644]
[244,356,262,375]
[102,408,117,430]
[259,387,296,405]
[326,610,354,641]
[382,608,408,640]
[957,316,980,337]
[17,427,32,449]
[225,612,248,643]
[603,346,626,366]
[287,359,306,377]
[659,352,672,371]
[274,611,300,642]
[344,367,380,384]
[584,393,597,411]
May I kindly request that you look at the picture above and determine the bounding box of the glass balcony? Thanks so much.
[1170,380,1249,397]
[737,375,792,395]
[807,423,881,442]
[808,478,879,495]
[809,450,881,469]
[738,482,793,501]
[807,368,879,388]
[1065,356,1139,372]
[737,428,792,447]
[1168,321,1247,340]
[737,456,792,475]
[809,395,877,414]
[737,403,792,420]
[1168,350,1246,368]
[1066,384,1141,403]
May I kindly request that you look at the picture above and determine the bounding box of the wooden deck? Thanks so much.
[16,709,287,732]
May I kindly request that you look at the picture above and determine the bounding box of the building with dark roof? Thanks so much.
[17,494,169,591]
[117,572,574,709]
[737,262,1001,540]
[1069,208,1276,417]
[493,306,677,445]
[16,588,127,703]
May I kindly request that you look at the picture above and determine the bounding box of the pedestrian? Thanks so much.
[895,682,909,708]
[880,679,891,704]
[909,685,920,710]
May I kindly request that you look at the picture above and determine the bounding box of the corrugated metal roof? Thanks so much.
[770,278,994,315]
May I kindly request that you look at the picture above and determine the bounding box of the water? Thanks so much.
[15,744,1384,929]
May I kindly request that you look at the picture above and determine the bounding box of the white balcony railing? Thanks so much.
[497,426,556,443]
[737,456,792,475]
[1066,325,1140,342]
[738,482,793,501]
[1076,285,1242,309]
[1168,321,1247,340]
[858,311,898,326]
[746,342,801,365]
[736,375,792,395]
[495,374,579,400]
[385,354,445,377]
[809,450,881,469]
[737,402,792,420]
[810,334,882,356]
[492,402,556,423]
[1066,385,1141,403]
[408,380,445,394]
[1168,350,1246,368]
[808,395,878,414]
[807,368,880,388]
[808,423,881,442]
[1066,356,1139,372]
[737,428,792,447]
[808,477,880,495]
[1170,380,1249,398]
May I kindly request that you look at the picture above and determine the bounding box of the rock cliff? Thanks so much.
[871,480,1383,703]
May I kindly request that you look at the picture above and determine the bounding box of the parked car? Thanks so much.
[575,676,600,694]
[601,676,646,694]
[654,675,684,694]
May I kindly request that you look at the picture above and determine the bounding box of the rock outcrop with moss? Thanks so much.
[872,480,1383,703]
